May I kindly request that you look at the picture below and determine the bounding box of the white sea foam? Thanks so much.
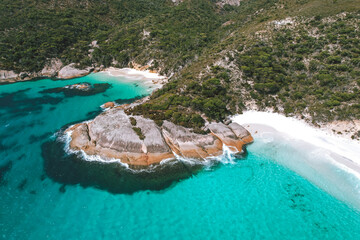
[105,67,166,80]
[232,111,360,164]
[102,67,166,91]
[232,111,360,209]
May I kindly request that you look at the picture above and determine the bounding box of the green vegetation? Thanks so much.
[232,13,360,122]
[132,127,145,140]
[129,117,137,126]
[0,0,227,73]
[2,0,360,130]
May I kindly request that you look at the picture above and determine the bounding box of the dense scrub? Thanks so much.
[0,0,229,73]
[234,13,360,123]
[2,0,360,131]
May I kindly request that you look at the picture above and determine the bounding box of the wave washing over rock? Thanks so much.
[66,109,253,168]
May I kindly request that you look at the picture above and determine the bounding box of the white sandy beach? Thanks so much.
[232,111,360,209]
[103,67,167,89]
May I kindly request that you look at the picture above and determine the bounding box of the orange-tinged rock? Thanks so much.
[67,109,253,168]
[102,102,115,108]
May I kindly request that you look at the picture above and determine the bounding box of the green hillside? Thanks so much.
[1,0,360,137]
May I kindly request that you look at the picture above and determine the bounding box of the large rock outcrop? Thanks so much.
[41,58,63,77]
[162,121,224,159]
[0,70,19,81]
[58,63,93,79]
[67,109,253,167]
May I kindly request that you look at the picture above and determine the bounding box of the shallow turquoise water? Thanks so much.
[1,73,360,239]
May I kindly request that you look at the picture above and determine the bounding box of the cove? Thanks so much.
[1,72,360,239]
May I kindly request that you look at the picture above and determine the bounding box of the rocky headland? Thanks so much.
[67,109,253,168]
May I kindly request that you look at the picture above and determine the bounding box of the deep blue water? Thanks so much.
[1,73,360,239]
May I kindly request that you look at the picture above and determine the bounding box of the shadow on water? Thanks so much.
[0,88,63,118]
[114,94,147,105]
[0,161,12,185]
[41,137,206,194]
[40,82,111,97]
[28,132,53,144]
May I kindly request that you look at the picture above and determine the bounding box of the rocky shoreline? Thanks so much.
[67,109,253,168]
[0,60,165,84]
[0,61,97,84]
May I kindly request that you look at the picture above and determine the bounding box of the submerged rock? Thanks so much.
[67,109,253,167]
[41,82,110,97]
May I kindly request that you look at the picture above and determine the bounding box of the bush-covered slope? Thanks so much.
[1,0,360,138]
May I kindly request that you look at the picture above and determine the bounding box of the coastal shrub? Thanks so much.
[324,100,341,108]
[190,114,205,128]
[130,117,137,126]
[316,73,335,87]
[132,127,145,140]
[201,78,226,97]
[203,97,228,120]
[327,56,342,64]
[293,61,306,71]
[351,58,360,66]
[254,82,280,94]
[217,71,231,82]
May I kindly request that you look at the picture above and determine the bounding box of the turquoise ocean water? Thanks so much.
[1,73,360,239]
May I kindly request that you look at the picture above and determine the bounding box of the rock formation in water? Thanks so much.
[40,82,111,97]
[101,102,115,109]
[67,109,253,167]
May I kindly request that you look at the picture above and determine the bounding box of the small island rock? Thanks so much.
[67,109,253,167]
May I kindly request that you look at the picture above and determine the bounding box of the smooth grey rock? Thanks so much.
[58,63,91,79]
[162,121,218,145]
[41,58,63,77]
[70,124,91,149]
[0,70,18,80]
[228,122,250,139]
[88,110,143,153]
[134,116,170,153]
[208,123,237,140]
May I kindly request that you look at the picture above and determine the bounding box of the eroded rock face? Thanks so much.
[0,70,19,80]
[102,102,115,109]
[58,63,92,79]
[208,122,253,153]
[41,58,63,77]
[67,109,253,167]
[162,121,223,159]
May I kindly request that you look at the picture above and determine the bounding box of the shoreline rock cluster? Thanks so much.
[0,60,163,84]
[0,59,104,83]
[67,109,253,167]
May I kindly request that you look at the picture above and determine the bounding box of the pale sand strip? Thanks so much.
[232,111,360,209]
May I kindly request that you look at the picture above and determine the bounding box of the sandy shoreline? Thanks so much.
[232,111,360,209]
[0,66,168,87]
[102,67,168,90]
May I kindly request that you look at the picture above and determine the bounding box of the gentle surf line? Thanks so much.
[232,111,360,209]
[60,125,242,173]
[232,111,360,164]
